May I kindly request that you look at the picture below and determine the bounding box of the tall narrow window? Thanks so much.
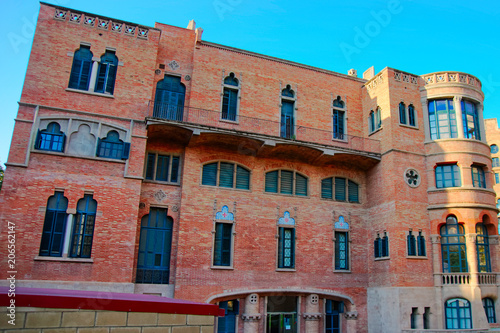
[335,231,349,270]
[153,75,186,121]
[462,100,480,140]
[445,298,472,329]
[410,308,418,329]
[68,45,93,90]
[265,170,307,196]
[201,162,250,190]
[278,227,295,269]
[476,223,491,273]
[35,122,66,152]
[407,231,416,256]
[222,73,239,121]
[440,216,467,272]
[96,130,130,160]
[281,85,295,139]
[39,192,68,257]
[496,173,500,184]
[325,300,344,333]
[493,157,500,167]
[218,300,239,333]
[213,222,232,267]
[369,108,381,133]
[428,99,457,139]
[332,96,345,140]
[482,298,497,324]
[145,153,180,184]
[435,164,461,188]
[70,194,97,258]
[136,208,173,284]
[95,50,118,95]
[408,104,416,127]
[399,102,407,125]
[471,165,486,188]
[417,231,426,256]
[374,232,389,258]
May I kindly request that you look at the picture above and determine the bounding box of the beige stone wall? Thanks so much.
[0,307,214,333]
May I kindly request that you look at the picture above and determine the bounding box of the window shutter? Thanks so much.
[202,163,217,186]
[321,178,333,199]
[34,129,42,149]
[382,236,389,257]
[335,177,346,201]
[95,63,107,93]
[348,180,359,203]
[235,166,250,190]
[170,156,180,183]
[145,153,155,180]
[280,170,293,195]
[156,155,170,181]
[265,171,278,193]
[219,162,234,188]
[121,142,130,160]
[295,173,307,196]
[60,133,67,152]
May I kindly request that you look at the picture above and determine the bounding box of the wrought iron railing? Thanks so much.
[148,101,381,155]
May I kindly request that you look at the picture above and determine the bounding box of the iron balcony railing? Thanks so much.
[148,101,381,155]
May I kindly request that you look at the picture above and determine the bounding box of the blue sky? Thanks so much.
[1,0,499,168]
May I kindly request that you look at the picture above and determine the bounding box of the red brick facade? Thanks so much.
[0,3,498,332]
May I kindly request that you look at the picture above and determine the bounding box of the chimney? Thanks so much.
[195,27,204,42]
[187,20,196,30]
[363,66,375,80]
[348,69,357,77]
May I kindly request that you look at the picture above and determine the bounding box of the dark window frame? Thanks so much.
[96,130,130,160]
[221,72,239,122]
[35,122,66,153]
[39,191,68,257]
[94,50,118,95]
[440,215,467,273]
[435,164,461,188]
[471,165,486,188]
[145,152,181,184]
[428,99,457,140]
[69,194,97,259]
[277,226,295,269]
[476,223,491,273]
[334,231,349,271]
[374,232,389,259]
[265,169,308,197]
[482,298,497,324]
[213,222,233,267]
[201,161,250,190]
[445,298,472,329]
[280,85,295,139]
[321,177,359,203]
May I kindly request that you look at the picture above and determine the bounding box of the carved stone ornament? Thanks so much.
[249,294,258,304]
[84,16,96,27]
[54,9,67,20]
[241,314,262,321]
[404,168,420,188]
[154,190,166,202]
[98,19,110,30]
[303,313,322,320]
[344,311,358,320]
[171,205,179,212]
[168,60,180,71]
[138,27,149,39]
[69,13,82,23]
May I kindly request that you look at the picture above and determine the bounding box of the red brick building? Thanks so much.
[1,3,498,332]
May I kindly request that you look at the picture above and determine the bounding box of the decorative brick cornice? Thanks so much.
[303,313,322,320]
[241,313,261,321]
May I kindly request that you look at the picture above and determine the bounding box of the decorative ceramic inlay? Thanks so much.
[278,211,295,226]
[215,205,234,221]
[172,205,178,212]
[154,190,166,202]
[168,60,180,71]
[404,168,420,188]
[334,216,349,230]
[185,75,191,81]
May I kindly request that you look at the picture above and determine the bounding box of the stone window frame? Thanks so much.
[144,152,182,185]
[331,95,348,142]
[219,71,241,123]
[333,228,351,273]
[66,43,124,98]
[33,116,130,162]
[211,205,236,270]
[275,210,297,272]
[374,231,389,260]
[399,101,418,129]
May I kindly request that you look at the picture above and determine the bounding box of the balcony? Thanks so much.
[402,330,488,333]
[147,102,381,160]
[436,273,498,286]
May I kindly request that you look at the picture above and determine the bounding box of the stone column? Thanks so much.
[88,57,100,92]
[62,212,75,257]
[241,294,261,333]
[421,97,431,142]
[466,233,479,286]
[430,235,442,286]
[477,103,486,143]
[344,310,358,333]
[453,96,464,139]
[303,295,321,332]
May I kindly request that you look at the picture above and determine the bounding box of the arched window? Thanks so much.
[265,170,307,196]
[476,223,491,272]
[399,102,406,125]
[445,298,472,329]
[332,96,346,140]
[428,99,457,139]
[321,177,359,203]
[482,298,497,324]
[201,162,250,190]
[222,73,239,121]
[136,208,173,284]
[96,130,130,160]
[68,45,93,90]
[281,85,295,139]
[70,194,97,258]
[153,75,186,121]
[39,191,68,257]
[408,104,416,127]
[440,216,467,272]
[369,108,381,133]
[462,100,480,140]
[35,122,66,152]
[95,50,118,94]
